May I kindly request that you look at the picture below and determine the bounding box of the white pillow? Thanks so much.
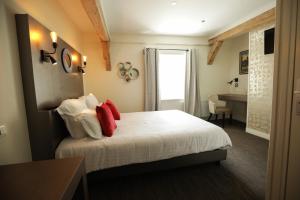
[60,115,87,139]
[57,98,88,138]
[57,98,87,116]
[76,109,103,139]
[79,93,100,110]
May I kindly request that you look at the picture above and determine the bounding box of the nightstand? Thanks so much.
[0,157,89,200]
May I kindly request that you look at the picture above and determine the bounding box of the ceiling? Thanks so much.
[101,0,276,37]
[57,0,276,38]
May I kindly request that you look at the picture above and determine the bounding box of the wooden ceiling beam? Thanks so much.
[207,8,276,64]
[102,41,111,71]
[207,41,223,65]
[81,0,111,71]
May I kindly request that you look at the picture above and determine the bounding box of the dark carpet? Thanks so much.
[223,122,269,199]
[89,121,269,200]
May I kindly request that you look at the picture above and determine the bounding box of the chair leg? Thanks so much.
[222,112,225,128]
[207,113,212,121]
[230,113,233,124]
[215,114,218,121]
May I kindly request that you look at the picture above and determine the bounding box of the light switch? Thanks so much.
[0,125,7,136]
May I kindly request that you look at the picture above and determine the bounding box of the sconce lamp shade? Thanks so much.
[50,32,58,49]
[83,56,87,62]
[40,31,58,65]
[82,55,87,66]
[78,56,87,74]
[50,32,57,43]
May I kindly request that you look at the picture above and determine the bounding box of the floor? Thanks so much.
[89,121,269,200]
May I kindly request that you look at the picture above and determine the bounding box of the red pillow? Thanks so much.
[105,99,120,120]
[96,104,117,137]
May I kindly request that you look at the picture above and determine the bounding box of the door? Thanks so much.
[266,1,300,199]
[285,1,300,199]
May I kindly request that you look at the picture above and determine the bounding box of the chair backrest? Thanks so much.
[208,95,227,114]
[208,95,218,103]
[208,95,218,114]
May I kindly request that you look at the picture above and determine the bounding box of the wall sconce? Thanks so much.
[40,31,58,65]
[228,77,239,87]
[78,56,87,75]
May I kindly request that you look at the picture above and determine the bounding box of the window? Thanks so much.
[158,50,187,100]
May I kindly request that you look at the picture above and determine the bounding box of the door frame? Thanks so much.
[266,0,299,199]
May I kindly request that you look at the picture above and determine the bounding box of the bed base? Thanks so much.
[87,149,227,183]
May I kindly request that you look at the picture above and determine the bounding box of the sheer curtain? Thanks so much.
[144,48,160,111]
[184,49,201,117]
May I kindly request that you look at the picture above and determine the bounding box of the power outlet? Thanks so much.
[0,125,7,136]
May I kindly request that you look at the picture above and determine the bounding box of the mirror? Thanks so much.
[61,48,73,73]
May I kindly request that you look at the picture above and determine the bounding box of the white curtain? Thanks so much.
[184,49,201,117]
[144,48,160,111]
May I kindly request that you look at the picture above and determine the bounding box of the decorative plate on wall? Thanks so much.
[118,62,139,82]
[61,48,73,73]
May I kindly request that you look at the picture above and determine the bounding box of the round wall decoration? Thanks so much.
[118,62,139,82]
[61,48,73,73]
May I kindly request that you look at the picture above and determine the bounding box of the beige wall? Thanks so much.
[82,33,145,112]
[83,33,233,117]
[4,0,83,52]
[226,34,249,94]
[222,34,249,122]
[0,0,83,164]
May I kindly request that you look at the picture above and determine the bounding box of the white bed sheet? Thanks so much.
[55,110,232,173]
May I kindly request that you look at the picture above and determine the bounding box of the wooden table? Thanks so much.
[218,93,247,102]
[0,157,89,200]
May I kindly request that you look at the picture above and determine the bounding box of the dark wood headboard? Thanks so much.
[15,14,84,160]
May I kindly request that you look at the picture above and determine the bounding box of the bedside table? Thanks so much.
[0,157,89,200]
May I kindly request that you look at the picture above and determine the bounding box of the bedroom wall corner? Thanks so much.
[0,1,32,165]
[0,0,84,164]
[3,0,84,52]
[82,33,145,112]
[218,34,249,123]
[199,43,232,117]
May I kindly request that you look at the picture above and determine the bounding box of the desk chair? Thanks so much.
[208,95,232,128]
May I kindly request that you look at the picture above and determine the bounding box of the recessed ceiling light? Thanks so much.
[171,1,177,6]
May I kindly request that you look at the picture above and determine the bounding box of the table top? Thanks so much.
[0,157,84,200]
[218,93,247,102]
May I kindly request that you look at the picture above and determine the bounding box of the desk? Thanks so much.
[0,157,89,200]
[218,94,247,103]
[218,94,247,123]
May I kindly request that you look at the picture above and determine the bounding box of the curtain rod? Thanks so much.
[110,41,208,46]
[158,48,189,51]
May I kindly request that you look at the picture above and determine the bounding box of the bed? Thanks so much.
[16,15,231,180]
[56,110,232,174]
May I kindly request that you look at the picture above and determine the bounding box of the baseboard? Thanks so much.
[246,127,270,140]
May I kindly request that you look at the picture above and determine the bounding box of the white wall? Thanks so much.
[0,0,83,164]
[83,33,233,117]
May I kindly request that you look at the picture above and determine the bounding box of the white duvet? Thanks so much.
[55,110,232,173]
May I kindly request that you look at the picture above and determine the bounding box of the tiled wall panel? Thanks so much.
[247,24,274,134]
